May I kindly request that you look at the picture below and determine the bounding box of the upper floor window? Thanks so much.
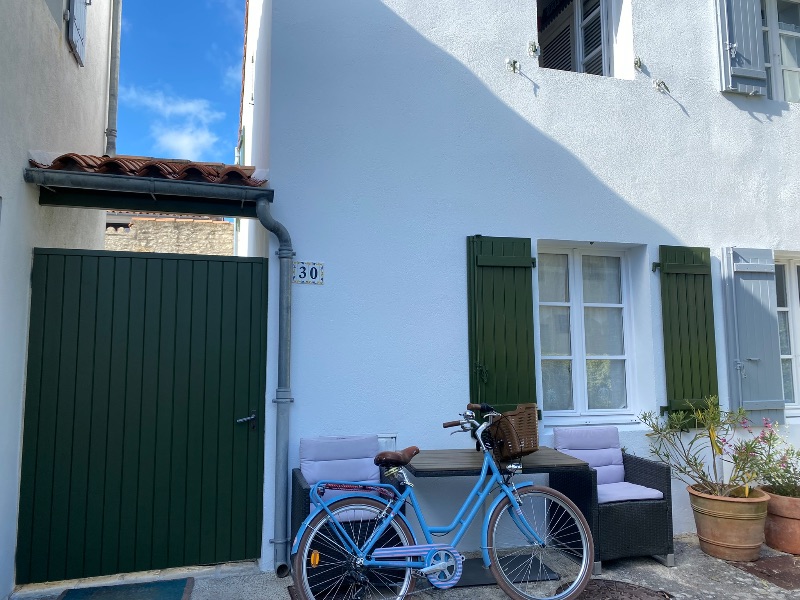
[538,249,631,414]
[762,0,800,101]
[539,0,612,76]
[775,261,800,406]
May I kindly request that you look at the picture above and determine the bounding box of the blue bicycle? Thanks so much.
[291,403,593,600]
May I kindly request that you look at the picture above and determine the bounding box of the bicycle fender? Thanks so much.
[480,482,537,567]
[291,492,416,555]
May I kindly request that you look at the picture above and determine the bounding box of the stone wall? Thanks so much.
[105,217,234,256]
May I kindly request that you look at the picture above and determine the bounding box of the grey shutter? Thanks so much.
[722,248,785,423]
[69,0,87,66]
[717,0,768,95]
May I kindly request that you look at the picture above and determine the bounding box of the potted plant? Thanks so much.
[640,397,768,562]
[751,419,800,554]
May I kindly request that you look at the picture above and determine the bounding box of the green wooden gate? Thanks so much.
[17,249,267,584]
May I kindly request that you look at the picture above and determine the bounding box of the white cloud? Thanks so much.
[153,125,219,160]
[120,86,225,161]
[121,86,224,124]
[224,63,242,91]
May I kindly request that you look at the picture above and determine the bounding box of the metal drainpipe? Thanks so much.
[256,198,294,577]
[105,0,123,156]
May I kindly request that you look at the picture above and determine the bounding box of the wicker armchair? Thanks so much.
[549,427,674,575]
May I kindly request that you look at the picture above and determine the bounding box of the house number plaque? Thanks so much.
[293,261,324,285]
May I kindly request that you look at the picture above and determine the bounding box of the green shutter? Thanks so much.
[658,245,718,411]
[467,236,536,413]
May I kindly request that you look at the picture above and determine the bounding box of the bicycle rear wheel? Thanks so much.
[292,496,416,600]
[487,486,593,600]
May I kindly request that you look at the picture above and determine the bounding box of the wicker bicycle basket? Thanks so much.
[488,403,539,462]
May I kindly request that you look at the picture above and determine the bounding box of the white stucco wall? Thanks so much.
[247,0,800,568]
[0,1,111,595]
[234,0,269,259]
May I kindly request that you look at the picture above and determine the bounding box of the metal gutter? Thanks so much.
[24,168,271,202]
[23,168,272,218]
[105,0,123,156]
[256,199,294,578]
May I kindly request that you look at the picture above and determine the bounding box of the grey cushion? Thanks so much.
[597,481,664,504]
[553,426,624,485]
[299,435,381,505]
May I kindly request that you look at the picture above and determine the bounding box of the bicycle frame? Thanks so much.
[292,447,546,571]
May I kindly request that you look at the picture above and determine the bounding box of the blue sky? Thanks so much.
[117,0,245,163]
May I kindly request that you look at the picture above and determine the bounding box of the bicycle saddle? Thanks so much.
[373,446,420,468]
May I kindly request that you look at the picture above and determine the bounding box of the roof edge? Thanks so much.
[24,168,273,202]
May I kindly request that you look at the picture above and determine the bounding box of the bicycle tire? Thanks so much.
[486,486,593,600]
[292,496,417,600]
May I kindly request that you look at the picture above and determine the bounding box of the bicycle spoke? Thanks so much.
[487,487,592,600]
[294,498,415,600]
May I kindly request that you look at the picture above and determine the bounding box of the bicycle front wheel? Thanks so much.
[487,486,593,600]
[292,496,416,600]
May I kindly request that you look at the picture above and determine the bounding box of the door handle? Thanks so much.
[236,410,257,430]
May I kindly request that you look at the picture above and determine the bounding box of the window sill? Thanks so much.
[540,414,643,429]
[784,407,800,420]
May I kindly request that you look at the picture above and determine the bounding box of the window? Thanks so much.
[762,0,800,101]
[538,249,630,413]
[775,261,800,405]
[539,0,611,76]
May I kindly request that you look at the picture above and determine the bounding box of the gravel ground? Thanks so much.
[11,535,800,600]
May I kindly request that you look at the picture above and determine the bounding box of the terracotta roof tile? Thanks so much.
[29,153,267,187]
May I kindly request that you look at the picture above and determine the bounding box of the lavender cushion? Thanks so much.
[597,482,664,504]
[553,426,624,485]
[300,435,381,506]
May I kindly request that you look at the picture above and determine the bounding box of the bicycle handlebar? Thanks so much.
[443,403,497,430]
[467,403,495,413]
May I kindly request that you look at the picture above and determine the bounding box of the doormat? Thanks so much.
[730,555,800,590]
[57,578,194,600]
[577,580,671,599]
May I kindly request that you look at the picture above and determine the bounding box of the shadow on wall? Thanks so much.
[268,0,678,246]
[265,0,691,427]
[265,0,686,364]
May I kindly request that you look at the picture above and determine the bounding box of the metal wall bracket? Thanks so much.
[274,388,294,404]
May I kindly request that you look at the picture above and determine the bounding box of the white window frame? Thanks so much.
[536,246,636,419]
[763,0,800,101]
[774,258,800,411]
[539,0,614,76]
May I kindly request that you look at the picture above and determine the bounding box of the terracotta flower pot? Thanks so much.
[687,485,768,562]
[762,486,800,554]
